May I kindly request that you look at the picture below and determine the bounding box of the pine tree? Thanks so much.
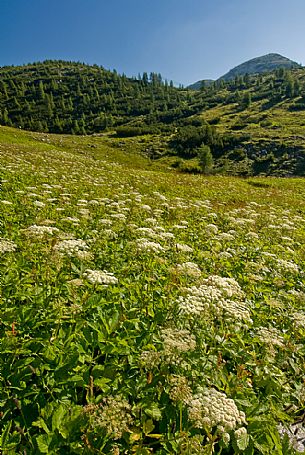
[197,144,213,174]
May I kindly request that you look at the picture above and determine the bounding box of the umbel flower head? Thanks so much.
[83,269,118,285]
[169,375,192,404]
[0,238,17,254]
[161,327,196,353]
[177,275,251,323]
[53,238,89,256]
[83,395,133,440]
[187,388,247,445]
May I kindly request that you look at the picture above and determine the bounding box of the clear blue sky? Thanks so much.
[1,0,304,85]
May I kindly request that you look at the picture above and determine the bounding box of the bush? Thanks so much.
[178,160,202,173]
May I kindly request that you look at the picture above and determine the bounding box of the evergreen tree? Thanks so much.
[197,144,213,174]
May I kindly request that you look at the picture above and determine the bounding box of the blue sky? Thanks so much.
[1,0,305,85]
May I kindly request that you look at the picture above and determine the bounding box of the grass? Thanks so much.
[1,126,305,454]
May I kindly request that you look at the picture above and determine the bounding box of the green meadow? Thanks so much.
[1,126,305,454]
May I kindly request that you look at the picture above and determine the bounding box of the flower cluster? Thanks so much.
[187,388,247,440]
[136,238,164,253]
[54,239,89,259]
[203,275,244,298]
[176,243,193,253]
[0,238,17,254]
[26,224,59,236]
[175,262,201,278]
[140,350,162,369]
[277,259,299,274]
[169,375,192,404]
[291,311,305,328]
[177,275,251,323]
[278,422,305,453]
[84,395,133,440]
[161,327,196,353]
[83,269,118,286]
[255,327,285,348]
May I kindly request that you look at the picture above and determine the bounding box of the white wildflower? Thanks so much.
[99,218,113,226]
[176,243,193,253]
[0,239,17,254]
[206,224,218,235]
[84,396,133,440]
[140,204,152,211]
[177,275,250,323]
[26,225,59,236]
[1,200,13,205]
[62,216,80,223]
[136,238,164,253]
[110,213,127,221]
[140,350,161,369]
[217,232,235,241]
[176,262,201,278]
[161,327,196,352]
[187,388,247,436]
[278,422,305,453]
[33,200,45,208]
[256,327,284,347]
[277,259,299,274]
[219,251,233,259]
[54,239,89,257]
[83,269,118,286]
[169,376,192,404]
[291,312,305,328]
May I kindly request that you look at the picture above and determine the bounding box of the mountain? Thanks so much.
[187,79,214,90]
[219,53,301,81]
[188,53,301,89]
[0,60,191,134]
[2,59,305,176]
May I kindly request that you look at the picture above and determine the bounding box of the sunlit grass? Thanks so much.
[0,126,305,454]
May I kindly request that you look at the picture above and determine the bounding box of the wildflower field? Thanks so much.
[1,127,305,454]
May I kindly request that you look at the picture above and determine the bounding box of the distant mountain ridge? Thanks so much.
[188,53,301,89]
[219,53,301,81]
[187,79,214,90]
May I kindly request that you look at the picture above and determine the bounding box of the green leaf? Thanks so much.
[33,418,50,434]
[36,433,53,453]
[94,377,111,392]
[51,404,65,432]
[0,420,12,448]
[143,419,155,435]
[144,402,162,421]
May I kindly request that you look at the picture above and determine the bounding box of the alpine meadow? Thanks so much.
[1,53,305,455]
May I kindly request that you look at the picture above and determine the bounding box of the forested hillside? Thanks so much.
[1,60,305,175]
[0,61,193,134]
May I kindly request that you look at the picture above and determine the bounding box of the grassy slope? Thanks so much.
[1,125,304,205]
[1,126,305,453]
[201,69,305,149]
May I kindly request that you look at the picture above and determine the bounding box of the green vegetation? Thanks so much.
[1,126,305,453]
[0,61,191,134]
[198,144,214,174]
[1,59,305,175]
[219,53,301,82]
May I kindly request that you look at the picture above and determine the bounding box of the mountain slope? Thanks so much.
[2,59,305,176]
[187,79,214,90]
[219,53,301,81]
[0,60,191,134]
[188,53,301,89]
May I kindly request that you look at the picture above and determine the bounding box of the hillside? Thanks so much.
[187,79,214,90]
[2,60,305,175]
[188,53,301,88]
[219,53,301,81]
[0,60,192,134]
[1,125,305,453]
